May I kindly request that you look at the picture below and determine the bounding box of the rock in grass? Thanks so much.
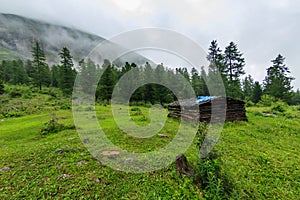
[57,174,70,180]
[158,134,169,138]
[83,138,89,144]
[0,166,11,172]
[93,178,100,183]
[76,160,86,166]
[262,113,277,118]
[55,149,64,154]
[124,158,134,164]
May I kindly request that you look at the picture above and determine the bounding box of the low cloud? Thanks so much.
[0,0,299,88]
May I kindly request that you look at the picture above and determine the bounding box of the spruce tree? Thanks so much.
[1,60,11,83]
[206,40,227,96]
[10,60,29,85]
[0,67,4,94]
[252,81,263,103]
[291,89,300,105]
[78,58,98,95]
[50,65,60,88]
[242,75,254,101]
[143,62,156,104]
[199,67,209,96]
[207,40,225,74]
[58,47,76,95]
[97,59,117,102]
[154,63,170,104]
[223,42,245,99]
[191,67,201,96]
[0,79,4,95]
[264,54,294,103]
[31,41,50,90]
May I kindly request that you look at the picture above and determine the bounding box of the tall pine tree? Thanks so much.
[97,59,117,102]
[223,42,245,99]
[78,58,99,95]
[206,40,227,96]
[30,41,50,90]
[0,65,4,94]
[207,40,225,74]
[191,67,201,96]
[242,75,254,101]
[252,81,263,103]
[58,47,76,95]
[264,54,294,103]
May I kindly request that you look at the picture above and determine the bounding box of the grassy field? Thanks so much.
[1,92,300,199]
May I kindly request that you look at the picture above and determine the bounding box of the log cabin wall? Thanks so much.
[168,97,248,123]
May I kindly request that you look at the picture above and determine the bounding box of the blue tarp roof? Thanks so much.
[196,96,214,103]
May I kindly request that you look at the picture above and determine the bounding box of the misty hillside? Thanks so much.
[0,13,152,66]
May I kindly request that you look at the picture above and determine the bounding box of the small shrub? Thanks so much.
[271,101,287,113]
[60,103,71,110]
[49,88,63,98]
[4,111,22,118]
[130,107,142,116]
[0,80,4,95]
[84,106,94,111]
[1,98,9,104]
[130,107,141,112]
[144,103,153,108]
[9,90,22,98]
[162,103,169,109]
[138,101,146,106]
[22,89,32,99]
[253,111,264,117]
[41,118,64,135]
[245,101,254,107]
[40,114,75,135]
[194,123,233,199]
[258,95,276,107]
[39,88,50,95]
[138,115,148,121]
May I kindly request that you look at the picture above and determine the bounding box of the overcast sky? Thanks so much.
[0,0,299,89]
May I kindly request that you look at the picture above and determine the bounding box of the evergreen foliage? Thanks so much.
[0,40,298,105]
[30,41,50,90]
[58,47,76,95]
[264,54,294,103]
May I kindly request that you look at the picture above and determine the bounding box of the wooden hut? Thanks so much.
[168,96,247,123]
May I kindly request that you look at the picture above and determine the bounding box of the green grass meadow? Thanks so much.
[1,93,300,199]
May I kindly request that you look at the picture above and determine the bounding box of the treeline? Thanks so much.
[0,40,299,105]
[0,42,76,96]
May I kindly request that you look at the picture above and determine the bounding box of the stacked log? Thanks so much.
[168,96,247,123]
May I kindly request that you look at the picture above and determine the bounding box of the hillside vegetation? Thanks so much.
[0,86,299,199]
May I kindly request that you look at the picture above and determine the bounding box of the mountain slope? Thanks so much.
[0,13,152,66]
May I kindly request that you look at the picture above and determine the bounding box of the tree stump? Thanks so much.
[175,154,194,177]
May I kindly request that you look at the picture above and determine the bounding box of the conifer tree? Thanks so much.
[242,75,254,101]
[252,81,263,103]
[264,54,294,103]
[191,67,202,96]
[58,47,76,95]
[30,41,50,90]
[223,42,245,98]
[97,59,117,102]
[206,40,227,96]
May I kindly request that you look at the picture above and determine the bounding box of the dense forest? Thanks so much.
[0,40,299,105]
